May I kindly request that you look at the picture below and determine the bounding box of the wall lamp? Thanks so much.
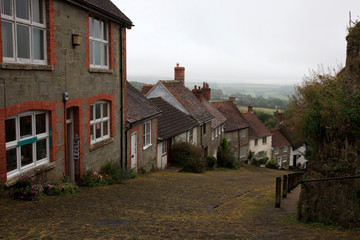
[72,34,82,47]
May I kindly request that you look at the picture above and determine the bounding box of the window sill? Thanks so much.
[89,68,113,74]
[0,62,53,71]
[5,162,55,187]
[90,138,113,151]
[143,144,152,150]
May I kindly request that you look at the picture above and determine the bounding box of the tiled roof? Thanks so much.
[141,84,155,95]
[242,111,271,139]
[279,122,304,149]
[160,81,214,124]
[271,129,290,148]
[149,97,199,140]
[212,101,249,132]
[126,82,161,124]
[198,98,226,129]
[76,0,133,27]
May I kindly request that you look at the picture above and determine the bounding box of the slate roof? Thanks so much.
[75,0,133,27]
[212,101,249,132]
[141,84,155,95]
[149,97,199,140]
[271,129,291,148]
[126,82,161,124]
[242,111,271,139]
[160,81,214,124]
[198,98,226,129]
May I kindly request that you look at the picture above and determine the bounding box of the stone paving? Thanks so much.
[0,166,359,239]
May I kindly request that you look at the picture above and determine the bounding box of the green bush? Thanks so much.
[266,159,280,169]
[13,176,40,200]
[100,160,124,184]
[170,141,205,173]
[120,167,137,180]
[44,182,79,196]
[217,138,238,169]
[207,155,217,169]
[253,157,269,167]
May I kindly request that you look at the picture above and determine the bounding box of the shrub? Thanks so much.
[253,157,268,167]
[100,160,124,184]
[266,159,280,169]
[81,171,110,187]
[44,182,79,196]
[207,156,217,169]
[217,138,237,169]
[13,176,41,200]
[170,141,205,173]
[120,167,137,180]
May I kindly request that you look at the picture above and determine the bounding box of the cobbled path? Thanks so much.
[0,167,359,239]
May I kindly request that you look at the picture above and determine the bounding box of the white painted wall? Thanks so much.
[290,145,307,167]
[249,135,272,159]
[156,141,168,169]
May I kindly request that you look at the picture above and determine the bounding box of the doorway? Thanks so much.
[130,132,137,170]
[66,107,75,182]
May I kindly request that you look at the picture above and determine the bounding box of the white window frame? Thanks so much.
[254,139,258,146]
[215,127,218,137]
[188,128,193,142]
[240,147,246,158]
[1,0,47,64]
[211,129,214,140]
[283,156,287,162]
[143,120,151,149]
[89,14,109,69]
[5,111,49,179]
[284,146,288,152]
[262,137,267,144]
[277,156,282,165]
[275,148,279,155]
[162,140,167,154]
[222,124,224,132]
[90,101,110,144]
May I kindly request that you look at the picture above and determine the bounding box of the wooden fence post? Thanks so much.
[282,175,288,198]
[275,177,281,208]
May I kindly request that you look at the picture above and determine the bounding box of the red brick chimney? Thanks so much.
[248,105,253,112]
[174,63,185,84]
[229,97,236,104]
[202,82,211,101]
[192,85,203,101]
[276,112,283,123]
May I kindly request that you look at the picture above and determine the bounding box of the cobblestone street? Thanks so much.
[0,167,358,239]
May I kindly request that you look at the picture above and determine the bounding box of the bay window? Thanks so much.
[89,15,109,69]
[90,101,110,144]
[1,0,46,64]
[5,111,49,178]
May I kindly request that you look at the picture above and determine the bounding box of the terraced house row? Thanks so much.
[0,0,306,187]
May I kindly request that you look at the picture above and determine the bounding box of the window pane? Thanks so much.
[31,0,43,24]
[21,143,33,167]
[33,28,44,60]
[94,18,100,39]
[103,44,108,66]
[94,42,100,65]
[5,118,16,142]
[16,24,30,59]
[103,121,108,136]
[20,115,32,139]
[96,123,101,139]
[6,148,17,172]
[16,0,29,20]
[90,104,94,121]
[90,124,94,140]
[89,16,93,37]
[103,22,107,40]
[1,21,14,58]
[36,113,46,134]
[89,41,93,65]
[36,138,47,160]
[1,0,12,16]
[103,103,108,117]
[95,103,101,119]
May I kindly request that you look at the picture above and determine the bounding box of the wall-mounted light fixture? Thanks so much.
[72,34,82,47]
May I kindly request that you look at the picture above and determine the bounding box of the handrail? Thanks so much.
[300,174,360,183]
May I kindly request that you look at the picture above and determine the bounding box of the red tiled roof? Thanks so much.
[242,111,271,139]
[149,97,199,140]
[198,98,226,129]
[212,101,249,132]
[160,81,214,124]
[271,129,291,148]
[76,0,133,27]
[141,84,155,95]
[126,82,161,124]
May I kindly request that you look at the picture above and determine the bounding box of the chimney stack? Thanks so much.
[276,112,283,123]
[174,63,185,84]
[192,85,203,101]
[202,82,211,101]
[229,97,236,104]
[248,105,253,112]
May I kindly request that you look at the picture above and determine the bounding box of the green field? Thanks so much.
[238,106,280,114]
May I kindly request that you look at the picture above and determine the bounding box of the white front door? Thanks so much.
[130,132,137,170]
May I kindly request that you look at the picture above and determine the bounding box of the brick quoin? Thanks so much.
[0,101,59,183]
[46,0,56,67]
[85,94,115,147]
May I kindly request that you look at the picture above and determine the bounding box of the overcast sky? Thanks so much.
[114,0,360,85]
